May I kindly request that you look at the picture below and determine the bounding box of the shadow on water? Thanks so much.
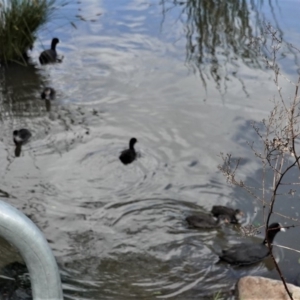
[0,63,47,119]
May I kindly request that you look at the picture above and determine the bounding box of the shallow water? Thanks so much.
[0,0,300,299]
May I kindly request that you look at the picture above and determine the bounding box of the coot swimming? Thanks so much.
[41,87,56,100]
[211,205,244,224]
[119,138,137,165]
[13,129,31,146]
[39,38,60,65]
[186,213,230,229]
[219,222,285,266]
[13,129,31,157]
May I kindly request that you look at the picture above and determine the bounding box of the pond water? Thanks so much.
[0,0,300,299]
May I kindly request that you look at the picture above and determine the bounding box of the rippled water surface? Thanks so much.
[1,0,300,299]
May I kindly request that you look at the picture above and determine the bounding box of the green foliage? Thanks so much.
[0,0,55,63]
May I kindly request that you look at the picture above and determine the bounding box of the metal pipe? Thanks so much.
[0,199,63,299]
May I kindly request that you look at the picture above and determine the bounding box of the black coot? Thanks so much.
[119,138,137,165]
[13,129,31,145]
[211,205,244,224]
[13,129,32,157]
[39,38,59,65]
[41,87,56,100]
[186,213,230,229]
[219,222,285,265]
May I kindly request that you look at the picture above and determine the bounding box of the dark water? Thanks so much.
[0,0,300,299]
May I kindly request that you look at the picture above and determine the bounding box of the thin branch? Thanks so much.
[274,244,300,254]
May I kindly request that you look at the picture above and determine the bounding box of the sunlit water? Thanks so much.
[0,0,300,299]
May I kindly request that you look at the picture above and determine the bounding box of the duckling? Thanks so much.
[119,138,137,165]
[186,213,230,229]
[211,205,244,224]
[39,38,60,65]
[41,87,56,100]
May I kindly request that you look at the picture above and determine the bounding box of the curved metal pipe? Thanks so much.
[0,199,63,299]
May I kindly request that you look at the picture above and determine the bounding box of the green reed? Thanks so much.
[0,0,55,64]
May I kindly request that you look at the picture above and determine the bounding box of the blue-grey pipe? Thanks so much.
[0,199,63,299]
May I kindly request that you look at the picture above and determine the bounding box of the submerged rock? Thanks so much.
[0,262,31,300]
[236,276,300,300]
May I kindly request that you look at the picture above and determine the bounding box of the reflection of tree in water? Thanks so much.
[159,0,286,94]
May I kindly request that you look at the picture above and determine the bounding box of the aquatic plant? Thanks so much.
[0,0,55,64]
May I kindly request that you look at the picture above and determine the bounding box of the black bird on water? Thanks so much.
[186,213,230,229]
[218,222,286,266]
[41,87,56,100]
[211,205,244,224]
[39,38,60,65]
[13,129,31,157]
[119,138,138,165]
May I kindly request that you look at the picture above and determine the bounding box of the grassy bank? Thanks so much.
[0,0,55,64]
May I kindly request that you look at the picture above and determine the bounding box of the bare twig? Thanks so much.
[219,24,300,300]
